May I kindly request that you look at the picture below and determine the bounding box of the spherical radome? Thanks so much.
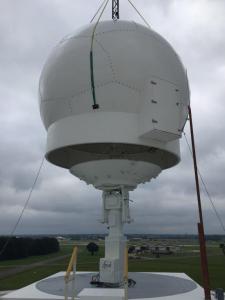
[39,20,189,128]
[39,20,191,286]
[39,20,190,189]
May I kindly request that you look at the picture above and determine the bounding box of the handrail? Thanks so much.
[65,246,78,282]
[124,247,128,300]
[64,246,78,300]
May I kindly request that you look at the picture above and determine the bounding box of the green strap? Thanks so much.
[90,50,99,109]
[89,0,110,110]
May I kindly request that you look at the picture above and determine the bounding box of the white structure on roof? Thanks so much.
[2,272,208,300]
[39,20,190,285]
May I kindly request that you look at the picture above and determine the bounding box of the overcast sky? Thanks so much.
[0,0,225,235]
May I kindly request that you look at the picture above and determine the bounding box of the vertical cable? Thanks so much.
[127,0,151,28]
[90,0,110,109]
[90,0,107,23]
[188,105,211,300]
[0,157,45,257]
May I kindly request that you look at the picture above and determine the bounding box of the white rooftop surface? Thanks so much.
[1,271,210,300]
[78,288,124,300]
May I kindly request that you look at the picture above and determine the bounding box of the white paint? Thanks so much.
[99,188,131,283]
[39,20,189,179]
[2,272,210,300]
[78,288,124,300]
[70,160,161,189]
[39,20,190,286]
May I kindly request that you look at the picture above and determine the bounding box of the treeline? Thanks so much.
[0,237,59,260]
[60,234,225,241]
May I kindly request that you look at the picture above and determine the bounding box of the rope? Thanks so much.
[90,0,110,109]
[183,132,225,233]
[0,156,45,257]
[127,0,151,29]
[90,0,107,23]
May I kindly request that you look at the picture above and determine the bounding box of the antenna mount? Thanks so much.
[112,0,119,21]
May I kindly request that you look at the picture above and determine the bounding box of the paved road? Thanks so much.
[0,254,70,280]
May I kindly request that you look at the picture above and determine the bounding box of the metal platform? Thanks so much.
[2,272,205,300]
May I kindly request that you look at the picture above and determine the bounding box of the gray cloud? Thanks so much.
[0,0,224,235]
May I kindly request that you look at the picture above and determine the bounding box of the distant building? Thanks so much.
[56,236,66,241]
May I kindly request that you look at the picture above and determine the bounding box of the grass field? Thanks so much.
[0,240,224,291]
[0,245,71,267]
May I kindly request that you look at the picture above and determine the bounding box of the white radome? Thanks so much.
[39,20,189,189]
[39,20,190,285]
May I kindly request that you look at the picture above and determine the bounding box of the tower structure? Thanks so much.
[39,20,189,285]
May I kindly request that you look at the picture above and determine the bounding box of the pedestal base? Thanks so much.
[1,272,209,300]
[78,288,124,300]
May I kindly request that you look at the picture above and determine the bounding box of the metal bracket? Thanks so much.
[112,0,119,21]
